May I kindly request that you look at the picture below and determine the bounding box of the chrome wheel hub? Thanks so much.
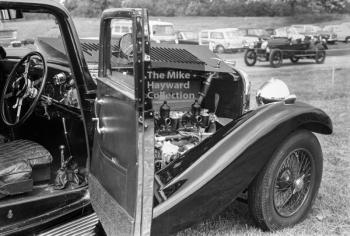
[273,149,313,217]
[293,175,305,194]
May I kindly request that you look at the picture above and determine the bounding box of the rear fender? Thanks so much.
[152,101,332,235]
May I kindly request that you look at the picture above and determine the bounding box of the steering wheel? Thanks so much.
[1,51,47,126]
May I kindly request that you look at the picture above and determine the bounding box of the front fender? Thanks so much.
[152,101,332,235]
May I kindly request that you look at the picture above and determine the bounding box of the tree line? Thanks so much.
[65,0,350,17]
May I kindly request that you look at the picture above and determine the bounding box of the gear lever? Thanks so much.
[59,145,72,169]
[59,145,65,168]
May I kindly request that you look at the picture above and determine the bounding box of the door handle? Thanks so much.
[92,117,105,134]
[93,97,106,134]
[94,98,103,118]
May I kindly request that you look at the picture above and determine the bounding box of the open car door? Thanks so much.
[89,9,154,236]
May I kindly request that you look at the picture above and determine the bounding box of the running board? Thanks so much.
[38,213,100,236]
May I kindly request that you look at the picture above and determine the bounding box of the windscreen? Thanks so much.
[0,12,68,63]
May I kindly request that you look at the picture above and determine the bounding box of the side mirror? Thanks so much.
[0,9,23,21]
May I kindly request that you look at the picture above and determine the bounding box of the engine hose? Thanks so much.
[198,72,216,105]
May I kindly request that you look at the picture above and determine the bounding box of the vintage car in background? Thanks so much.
[317,28,337,44]
[149,20,178,44]
[111,19,132,38]
[175,30,198,45]
[290,24,321,37]
[273,26,305,40]
[323,24,350,43]
[199,28,258,53]
[111,19,178,44]
[244,35,327,67]
[289,24,337,44]
[0,1,333,235]
[240,28,271,40]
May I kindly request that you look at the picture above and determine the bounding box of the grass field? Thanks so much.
[176,63,350,236]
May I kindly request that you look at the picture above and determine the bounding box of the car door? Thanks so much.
[89,9,154,236]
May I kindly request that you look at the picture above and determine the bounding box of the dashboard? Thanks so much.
[0,54,81,120]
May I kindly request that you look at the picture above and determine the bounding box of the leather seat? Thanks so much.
[0,140,53,197]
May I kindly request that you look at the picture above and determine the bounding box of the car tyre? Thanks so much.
[315,48,326,64]
[216,45,225,54]
[248,129,323,231]
[244,50,257,66]
[269,49,282,68]
[345,37,350,44]
[290,56,299,63]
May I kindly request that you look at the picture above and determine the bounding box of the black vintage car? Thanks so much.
[244,37,327,68]
[0,1,332,235]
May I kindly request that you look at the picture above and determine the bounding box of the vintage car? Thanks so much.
[317,29,337,44]
[289,24,336,44]
[323,24,350,43]
[244,36,327,68]
[0,1,333,235]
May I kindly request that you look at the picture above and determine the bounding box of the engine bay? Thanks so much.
[154,100,217,172]
[146,68,246,202]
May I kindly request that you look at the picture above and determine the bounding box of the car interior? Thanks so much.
[0,12,89,204]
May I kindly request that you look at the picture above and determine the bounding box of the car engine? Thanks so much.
[154,99,217,172]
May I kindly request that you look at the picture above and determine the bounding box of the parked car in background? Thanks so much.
[111,19,132,38]
[316,27,337,44]
[274,26,305,40]
[240,28,271,40]
[199,28,258,53]
[290,24,322,38]
[245,36,327,68]
[341,22,350,28]
[265,28,275,36]
[111,19,178,44]
[323,24,350,43]
[150,20,178,44]
[289,24,336,44]
[175,31,198,45]
[0,21,17,46]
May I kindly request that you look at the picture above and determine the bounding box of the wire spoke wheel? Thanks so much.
[315,49,326,64]
[273,149,313,217]
[269,49,282,67]
[244,50,257,66]
[248,130,323,231]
